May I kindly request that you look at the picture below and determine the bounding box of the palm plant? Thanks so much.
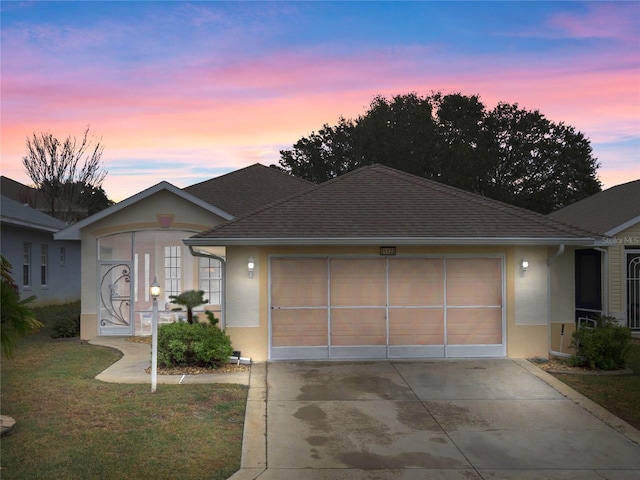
[1,255,42,357]
[168,290,208,324]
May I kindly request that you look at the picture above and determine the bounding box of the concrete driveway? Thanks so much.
[231,358,640,480]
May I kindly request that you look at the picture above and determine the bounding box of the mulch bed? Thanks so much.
[127,336,250,375]
[144,364,250,375]
[529,337,639,375]
[529,356,633,376]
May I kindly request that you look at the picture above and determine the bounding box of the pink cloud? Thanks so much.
[548,3,639,41]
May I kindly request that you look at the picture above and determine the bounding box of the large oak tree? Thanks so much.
[278,93,601,213]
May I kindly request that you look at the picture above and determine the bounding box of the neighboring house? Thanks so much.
[56,163,604,361]
[549,179,640,331]
[1,176,47,212]
[1,195,81,306]
[1,175,95,222]
[54,164,314,338]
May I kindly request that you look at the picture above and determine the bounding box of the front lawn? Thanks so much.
[549,341,640,430]
[0,303,247,480]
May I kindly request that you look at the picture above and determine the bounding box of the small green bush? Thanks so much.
[157,322,233,368]
[570,317,632,370]
[46,303,81,339]
[49,313,81,339]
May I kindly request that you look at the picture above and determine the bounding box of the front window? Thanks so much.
[23,243,31,287]
[41,245,48,286]
[164,246,182,300]
[199,257,222,305]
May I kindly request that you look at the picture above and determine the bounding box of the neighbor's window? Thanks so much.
[199,257,222,305]
[40,245,48,286]
[164,246,181,299]
[23,243,31,287]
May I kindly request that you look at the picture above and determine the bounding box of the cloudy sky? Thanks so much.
[2,1,638,202]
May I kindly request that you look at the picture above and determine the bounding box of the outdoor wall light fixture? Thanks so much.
[150,276,161,393]
[248,257,255,278]
[521,259,529,272]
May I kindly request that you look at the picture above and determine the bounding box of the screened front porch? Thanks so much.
[97,230,223,336]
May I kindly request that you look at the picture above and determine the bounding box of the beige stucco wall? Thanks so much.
[224,244,557,362]
[548,246,576,355]
[507,246,550,358]
[513,246,548,326]
[79,190,229,341]
[225,246,261,328]
[606,222,640,322]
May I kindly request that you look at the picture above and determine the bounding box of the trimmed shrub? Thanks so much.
[570,318,632,370]
[49,313,81,339]
[157,322,233,368]
[47,304,81,339]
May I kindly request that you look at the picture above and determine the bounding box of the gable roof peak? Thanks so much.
[55,181,233,240]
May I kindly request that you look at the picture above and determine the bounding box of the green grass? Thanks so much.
[1,303,248,480]
[550,341,640,430]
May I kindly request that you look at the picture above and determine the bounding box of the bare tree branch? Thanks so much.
[22,126,109,222]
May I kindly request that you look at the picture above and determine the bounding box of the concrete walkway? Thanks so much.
[88,339,640,479]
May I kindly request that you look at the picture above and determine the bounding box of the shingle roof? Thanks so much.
[1,195,67,232]
[187,164,599,246]
[548,179,640,236]
[0,176,47,210]
[184,163,314,218]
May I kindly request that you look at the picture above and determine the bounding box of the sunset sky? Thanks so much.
[2,1,639,202]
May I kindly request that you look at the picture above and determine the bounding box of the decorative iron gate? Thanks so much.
[99,262,133,335]
[628,252,640,330]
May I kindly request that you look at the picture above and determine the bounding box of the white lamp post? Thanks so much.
[150,276,161,393]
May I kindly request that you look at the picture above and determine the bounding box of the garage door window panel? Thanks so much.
[447,308,502,345]
[330,308,386,346]
[272,309,328,347]
[330,259,386,306]
[272,258,328,307]
[389,258,444,306]
[446,258,502,306]
[389,308,444,345]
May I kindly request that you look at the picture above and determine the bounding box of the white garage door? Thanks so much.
[270,256,505,360]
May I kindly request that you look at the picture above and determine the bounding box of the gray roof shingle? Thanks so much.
[187,165,599,245]
[1,176,41,205]
[184,163,314,218]
[1,195,67,232]
[549,179,640,235]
